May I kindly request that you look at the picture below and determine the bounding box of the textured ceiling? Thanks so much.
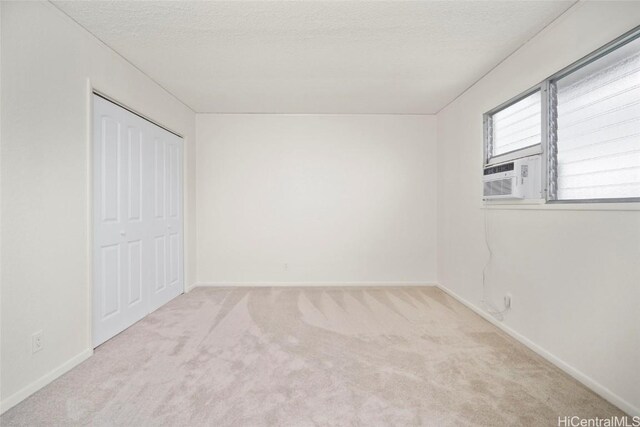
[54,1,575,114]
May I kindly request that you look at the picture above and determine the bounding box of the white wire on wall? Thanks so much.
[482,209,510,321]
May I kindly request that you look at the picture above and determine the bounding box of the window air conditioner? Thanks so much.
[483,155,542,200]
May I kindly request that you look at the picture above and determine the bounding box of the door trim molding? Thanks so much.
[92,89,183,138]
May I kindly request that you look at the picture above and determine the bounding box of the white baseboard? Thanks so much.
[435,283,639,417]
[193,281,436,288]
[184,282,199,292]
[6,285,632,417]
[0,348,93,415]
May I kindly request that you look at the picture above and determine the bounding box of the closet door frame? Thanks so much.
[90,87,185,348]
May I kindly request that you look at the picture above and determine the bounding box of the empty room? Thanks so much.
[1,1,639,425]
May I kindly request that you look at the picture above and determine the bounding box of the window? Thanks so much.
[484,26,640,203]
[485,90,542,164]
[551,34,640,201]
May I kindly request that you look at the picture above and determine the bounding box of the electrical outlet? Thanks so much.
[32,331,43,354]
[284,263,289,271]
[504,294,512,309]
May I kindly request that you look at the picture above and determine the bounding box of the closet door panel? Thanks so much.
[93,95,183,347]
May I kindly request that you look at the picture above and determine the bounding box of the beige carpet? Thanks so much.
[1,286,624,426]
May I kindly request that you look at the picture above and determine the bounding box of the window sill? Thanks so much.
[482,199,640,211]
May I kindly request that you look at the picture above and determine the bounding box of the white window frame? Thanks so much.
[484,25,640,204]
[483,85,544,167]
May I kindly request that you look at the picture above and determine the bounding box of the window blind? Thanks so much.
[491,91,542,158]
[555,36,640,200]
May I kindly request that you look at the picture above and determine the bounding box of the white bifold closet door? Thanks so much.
[93,95,183,347]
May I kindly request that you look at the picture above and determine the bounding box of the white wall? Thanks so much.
[0,2,196,411]
[3,0,638,417]
[436,1,640,415]
[196,114,437,285]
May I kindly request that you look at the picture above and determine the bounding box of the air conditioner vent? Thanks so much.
[482,155,541,200]
[483,178,513,197]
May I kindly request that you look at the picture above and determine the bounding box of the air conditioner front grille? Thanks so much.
[483,178,513,196]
